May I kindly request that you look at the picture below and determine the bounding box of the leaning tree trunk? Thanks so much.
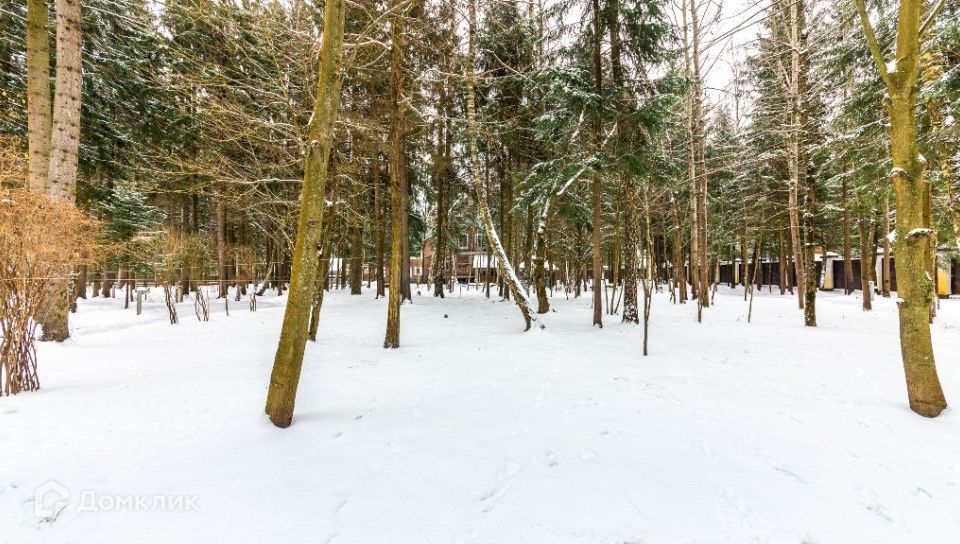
[466,0,535,331]
[264,0,345,428]
[26,0,51,194]
[856,0,947,417]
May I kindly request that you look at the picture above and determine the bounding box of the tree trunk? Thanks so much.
[500,154,513,301]
[374,153,386,298]
[400,147,412,302]
[777,226,786,295]
[797,0,816,327]
[590,0,603,328]
[38,0,83,342]
[47,0,82,201]
[26,0,51,193]
[384,2,407,348]
[785,0,806,311]
[308,173,339,342]
[882,194,892,297]
[264,0,345,428]
[842,173,854,294]
[608,0,637,324]
[690,0,709,310]
[431,119,447,296]
[670,194,687,302]
[533,207,549,313]
[466,0,535,330]
[857,0,947,417]
[641,185,654,353]
[857,211,873,311]
[349,173,363,295]
[215,195,227,298]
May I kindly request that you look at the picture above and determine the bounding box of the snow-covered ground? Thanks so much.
[2,284,959,543]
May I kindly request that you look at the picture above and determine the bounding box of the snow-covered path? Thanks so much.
[2,285,959,543]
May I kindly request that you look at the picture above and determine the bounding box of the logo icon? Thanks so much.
[34,480,70,520]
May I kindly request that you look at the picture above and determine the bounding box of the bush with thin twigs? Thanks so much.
[153,229,185,324]
[232,244,259,301]
[0,136,25,189]
[0,189,97,395]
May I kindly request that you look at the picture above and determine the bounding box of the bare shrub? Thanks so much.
[0,137,26,189]
[194,285,211,322]
[0,189,97,395]
[155,230,184,325]
[233,244,258,301]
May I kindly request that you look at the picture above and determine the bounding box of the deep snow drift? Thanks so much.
[2,284,958,543]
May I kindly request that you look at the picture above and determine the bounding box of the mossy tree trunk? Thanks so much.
[265,0,346,428]
[856,0,947,417]
[308,174,340,342]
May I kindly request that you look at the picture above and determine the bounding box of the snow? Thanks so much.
[3,286,960,543]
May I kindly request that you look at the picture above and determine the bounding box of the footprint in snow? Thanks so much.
[545,450,560,467]
[912,487,932,498]
[865,501,893,523]
[770,463,804,483]
[479,462,524,512]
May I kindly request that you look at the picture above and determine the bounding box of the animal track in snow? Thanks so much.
[479,462,525,513]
